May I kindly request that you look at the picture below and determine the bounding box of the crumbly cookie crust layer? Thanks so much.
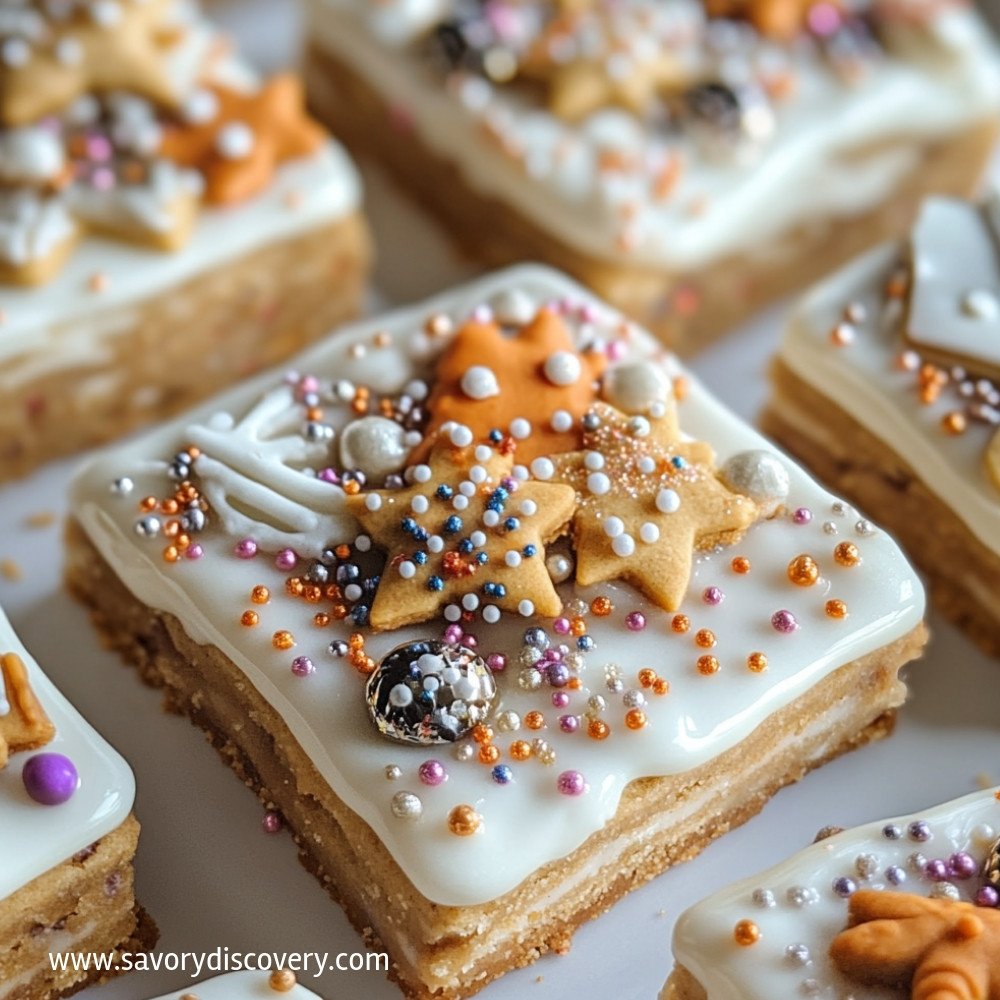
[763,358,1000,657]
[67,519,925,1000]
[0,211,370,482]
[304,44,996,354]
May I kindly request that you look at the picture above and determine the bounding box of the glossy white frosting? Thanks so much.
[0,0,363,358]
[0,604,135,900]
[144,970,320,999]
[672,787,1000,1000]
[306,0,1000,269]
[779,206,1000,556]
[71,265,925,907]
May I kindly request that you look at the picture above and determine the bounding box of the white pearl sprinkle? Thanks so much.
[483,510,500,527]
[355,534,371,552]
[452,495,469,511]
[459,480,476,497]
[505,550,522,567]
[550,409,573,432]
[512,464,529,481]
[428,535,444,553]
[655,488,680,513]
[390,791,423,820]
[588,472,611,495]
[474,445,493,462]
[462,593,480,611]
[639,522,660,544]
[543,351,582,386]
[612,533,635,557]
[510,418,531,440]
[531,457,555,480]
[482,605,501,624]
[518,599,535,616]
[584,451,605,471]
[344,583,363,602]
[449,424,474,447]
[629,416,651,437]
[365,494,383,511]
[444,604,462,622]
[411,495,429,514]
[470,464,488,484]
[470,530,486,547]
[603,516,624,538]
[398,560,416,579]
[519,499,537,516]
[638,456,656,474]
[460,365,500,400]
[215,121,255,160]
[413,464,432,483]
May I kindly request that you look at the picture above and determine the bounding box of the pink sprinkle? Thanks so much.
[275,548,297,571]
[486,652,507,672]
[553,617,571,635]
[235,538,258,559]
[261,810,283,834]
[443,623,464,645]
[185,544,204,560]
[702,586,724,606]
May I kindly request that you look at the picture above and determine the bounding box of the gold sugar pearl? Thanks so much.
[825,599,848,619]
[272,630,295,650]
[587,719,610,740]
[241,610,259,628]
[524,711,545,730]
[695,628,716,649]
[162,545,179,563]
[478,744,500,764]
[746,652,768,673]
[834,542,860,567]
[696,655,720,676]
[652,677,670,696]
[313,612,331,627]
[447,804,482,837]
[671,614,690,634]
[942,411,967,435]
[570,617,587,637]
[509,740,532,761]
[787,554,819,587]
[730,556,751,574]
[471,724,494,744]
[590,595,614,617]
[637,667,657,688]
[269,969,297,992]
[733,919,761,947]
[624,708,647,730]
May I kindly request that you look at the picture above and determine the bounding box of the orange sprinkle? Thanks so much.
[652,677,670,696]
[590,595,614,617]
[478,744,500,765]
[746,652,768,673]
[730,556,751,574]
[825,599,848,619]
[637,667,657,688]
[509,740,532,761]
[695,628,716,649]
[696,655,720,676]
[313,612,331,627]
[624,708,647,730]
[733,919,761,946]
[524,711,545,731]
[587,719,610,740]
[671,614,690,634]
[251,585,270,604]
[787,554,819,587]
[834,542,860,567]
[942,411,967,435]
[471,724,494,745]
[241,610,259,627]
[272,630,295,651]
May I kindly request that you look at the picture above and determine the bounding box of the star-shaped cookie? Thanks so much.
[158,75,325,205]
[418,308,607,465]
[347,431,576,630]
[830,890,1000,998]
[0,651,56,770]
[552,402,758,610]
[0,0,180,127]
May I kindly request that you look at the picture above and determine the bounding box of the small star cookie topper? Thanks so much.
[417,307,607,464]
[158,74,325,205]
[552,402,758,610]
[0,0,180,127]
[347,428,576,630]
[830,890,1000,998]
[0,651,56,770]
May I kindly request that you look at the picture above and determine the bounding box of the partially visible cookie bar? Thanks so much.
[762,194,1000,656]
[0,0,370,481]
[0,605,149,1000]
[304,0,998,352]
[664,785,1000,1000]
[67,265,926,999]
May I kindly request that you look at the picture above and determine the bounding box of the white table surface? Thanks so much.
[0,3,997,998]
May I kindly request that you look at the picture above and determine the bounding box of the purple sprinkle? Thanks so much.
[548,663,570,688]
[976,886,999,907]
[486,652,507,672]
[185,544,203,560]
[551,691,570,709]
[291,656,315,677]
[770,609,799,634]
[908,820,932,843]
[418,759,447,786]
[882,823,902,840]
[702,586,724,606]
[625,611,646,632]
[948,852,978,879]
[832,876,857,898]
[553,617,571,636]
[22,753,79,806]
[556,770,587,796]
[443,624,463,645]
[558,714,579,734]
[261,810,283,834]
[792,507,812,525]
[923,858,948,882]
[885,865,906,886]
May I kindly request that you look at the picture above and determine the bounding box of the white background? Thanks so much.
[0,3,997,998]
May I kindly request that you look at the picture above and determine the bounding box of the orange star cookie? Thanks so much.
[0,651,56,770]
[158,75,326,205]
[417,308,606,465]
[347,430,576,630]
[0,0,180,127]
[830,890,1000,999]
[551,402,758,610]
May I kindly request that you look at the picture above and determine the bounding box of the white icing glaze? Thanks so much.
[306,0,1000,269]
[908,196,1000,368]
[143,970,321,999]
[0,604,135,900]
[70,265,924,907]
[780,208,1000,555]
[672,787,1000,1000]
[0,190,76,267]
[0,126,65,184]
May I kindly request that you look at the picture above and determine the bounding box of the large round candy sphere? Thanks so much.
[22,752,79,805]
[366,640,497,745]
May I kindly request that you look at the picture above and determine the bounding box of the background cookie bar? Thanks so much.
[762,195,1000,657]
[664,785,1000,1000]
[303,0,998,352]
[0,0,370,482]
[143,970,320,998]
[0,605,148,1000]
[67,266,926,999]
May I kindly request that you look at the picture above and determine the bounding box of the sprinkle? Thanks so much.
[770,610,798,634]
[733,920,761,946]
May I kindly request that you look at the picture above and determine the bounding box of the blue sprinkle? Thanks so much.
[351,604,370,626]
[476,552,488,565]
[576,635,595,651]
[491,764,513,785]
[413,551,428,565]
[444,514,463,535]
[401,517,417,535]
[488,429,503,443]
[419,690,434,704]
[504,517,520,532]
[522,544,537,558]
[671,456,687,469]
[458,538,474,554]
[482,581,507,599]
[427,576,444,592]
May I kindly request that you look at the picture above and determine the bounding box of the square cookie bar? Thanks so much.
[143,970,320,999]
[67,266,926,999]
[303,0,999,352]
[0,605,149,1000]
[762,195,1000,656]
[664,786,1000,1000]
[0,0,370,482]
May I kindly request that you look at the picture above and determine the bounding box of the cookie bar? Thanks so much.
[66,265,926,999]
[664,785,1000,1000]
[0,0,370,482]
[144,970,320,999]
[761,195,1000,657]
[303,0,998,353]
[0,605,149,1000]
